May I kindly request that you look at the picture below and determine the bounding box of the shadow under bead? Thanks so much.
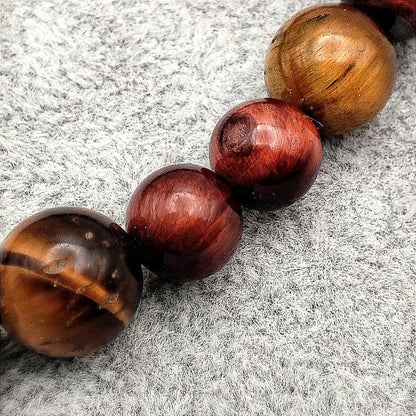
[126,164,243,283]
[0,207,142,358]
[264,4,397,136]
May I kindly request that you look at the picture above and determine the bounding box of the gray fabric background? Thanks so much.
[1,0,415,415]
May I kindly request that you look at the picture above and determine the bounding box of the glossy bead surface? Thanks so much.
[0,207,142,358]
[264,4,397,135]
[126,164,243,282]
[342,0,416,40]
[210,99,322,211]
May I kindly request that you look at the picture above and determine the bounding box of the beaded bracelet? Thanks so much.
[0,1,414,358]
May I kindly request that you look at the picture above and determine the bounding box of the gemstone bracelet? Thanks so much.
[0,1,414,358]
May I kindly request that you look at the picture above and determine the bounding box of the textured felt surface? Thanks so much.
[0,0,415,415]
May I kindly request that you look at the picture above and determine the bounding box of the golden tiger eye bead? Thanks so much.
[264,4,397,135]
[0,207,142,358]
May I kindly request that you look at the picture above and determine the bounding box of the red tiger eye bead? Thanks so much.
[0,207,142,358]
[209,98,322,211]
[126,164,243,282]
[342,0,416,40]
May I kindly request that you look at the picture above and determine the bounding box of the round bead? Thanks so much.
[126,164,243,282]
[342,0,416,40]
[209,98,322,210]
[264,4,397,135]
[0,207,142,358]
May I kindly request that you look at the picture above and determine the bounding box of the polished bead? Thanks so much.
[126,164,243,282]
[0,207,142,358]
[342,0,416,40]
[264,4,397,135]
[210,98,322,210]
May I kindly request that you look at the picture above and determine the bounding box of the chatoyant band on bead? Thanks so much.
[0,1,414,358]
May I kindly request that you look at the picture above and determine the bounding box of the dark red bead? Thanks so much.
[209,99,322,211]
[126,164,243,282]
[342,0,416,40]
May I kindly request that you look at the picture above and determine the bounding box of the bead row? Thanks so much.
[0,1,414,358]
